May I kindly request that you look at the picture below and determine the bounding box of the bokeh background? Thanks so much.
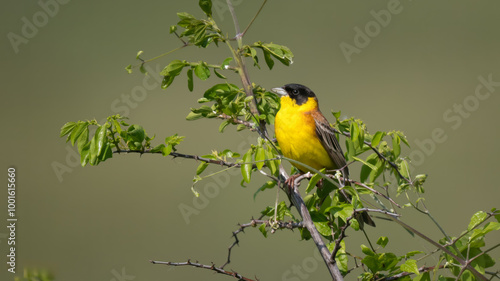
[2,0,499,280]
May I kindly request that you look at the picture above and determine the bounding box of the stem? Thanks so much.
[241,0,268,37]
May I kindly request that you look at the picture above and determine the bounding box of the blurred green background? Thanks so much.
[2,0,499,280]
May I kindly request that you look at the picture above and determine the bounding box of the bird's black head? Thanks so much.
[272,83,317,106]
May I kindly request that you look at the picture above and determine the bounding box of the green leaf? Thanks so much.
[306,171,323,194]
[361,244,375,256]
[186,111,203,121]
[376,236,389,248]
[359,153,379,183]
[77,126,89,154]
[400,259,419,275]
[160,60,186,77]
[127,125,145,143]
[161,74,175,89]
[350,122,360,149]
[333,240,348,274]
[221,57,233,69]
[136,50,143,60]
[139,63,147,74]
[218,120,230,133]
[151,144,165,153]
[353,156,377,171]
[69,122,88,146]
[60,122,76,137]
[371,131,385,148]
[213,69,226,79]
[162,144,173,156]
[399,159,410,180]
[241,148,253,183]
[198,0,212,17]
[125,64,132,74]
[265,148,277,175]
[262,49,274,70]
[95,123,108,156]
[255,147,265,170]
[259,223,267,237]
[196,162,208,175]
[314,221,331,236]
[187,68,194,91]
[169,25,177,34]
[332,110,341,121]
[254,181,276,200]
[194,62,210,80]
[392,134,401,158]
[80,142,90,167]
[468,211,487,231]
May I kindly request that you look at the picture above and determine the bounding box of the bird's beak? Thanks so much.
[271,87,288,97]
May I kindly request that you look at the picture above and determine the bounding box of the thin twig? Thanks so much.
[240,0,268,37]
[334,128,410,183]
[151,259,256,281]
[221,218,303,269]
[218,114,256,131]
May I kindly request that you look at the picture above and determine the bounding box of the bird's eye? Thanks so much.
[292,89,299,95]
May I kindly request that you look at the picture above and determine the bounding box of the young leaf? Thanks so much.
[255,146,265,170]
[160,60,186,77]
[376,236,389,248]
[371,131,385,148]
[60,122,76,137]
[392,134,401,158]
[219,120,230,133]
[400,259,419,275]
[196,162,209,175]
[360,244,375,256]
[213,69,226,79]
[221,57,233,69]
[194,62,210,80]
[468,211,487,231]
[198,0,212,17]
[186,111,203,121]
[259,223,267,238]
[95,123,109,156]
[69,122,88,146]
[241,148,253,183]
[306,171,323,194]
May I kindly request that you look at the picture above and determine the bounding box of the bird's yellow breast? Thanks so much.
[275,96,335,173]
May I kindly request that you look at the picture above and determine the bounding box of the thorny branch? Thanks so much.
[150,259,257,281]
[221,218,303,269]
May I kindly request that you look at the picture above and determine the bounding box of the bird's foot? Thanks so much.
[285,174,301,190]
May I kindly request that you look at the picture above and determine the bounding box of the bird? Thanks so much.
[272,83,375,227]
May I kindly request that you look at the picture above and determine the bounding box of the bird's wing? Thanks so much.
[313,112,349,176]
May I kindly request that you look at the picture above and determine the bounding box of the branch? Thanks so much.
[334,128,410,183]
[115,150,246,168]
[240,0,268,37]
[386,217,489,281]
[280,175,345,281]
[150,260,256,281]
[218,114,256,131]
[383,265,446,281]
[222,218,303,269]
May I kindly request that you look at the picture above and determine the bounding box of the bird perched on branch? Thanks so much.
[272,83,375,227]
